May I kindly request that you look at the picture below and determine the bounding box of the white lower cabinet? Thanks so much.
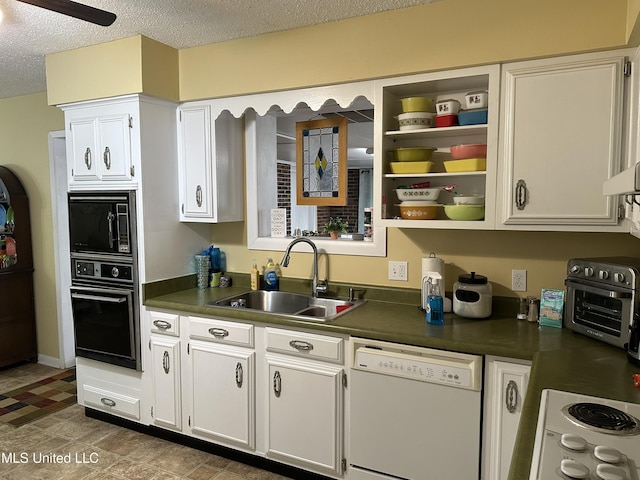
[265,354,344,476]
[76,357,142,422]
[148,310,182,431]
[145,310,348,477]
[150,336,182,430]
[189,340,255,449]
[482,356,531,480]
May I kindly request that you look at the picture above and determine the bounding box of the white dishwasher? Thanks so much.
[349,338,483,480]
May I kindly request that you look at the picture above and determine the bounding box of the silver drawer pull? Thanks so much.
[208,327,229,339]
[273,370,281,397]
[153,319,172,330]
[103,146,111,170]
[163,351,170,374]
[84,147,92,169]
[235,362,243,388]
[289,340,314,352]
[505,380,518,413]
[100,397,116,407]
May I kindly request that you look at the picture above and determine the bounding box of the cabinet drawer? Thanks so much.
[82,384,140,420]
[149,310,180,336]
[265,327,344,363]
[189,316,254,347]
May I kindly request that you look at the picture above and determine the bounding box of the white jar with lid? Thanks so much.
[453,272,492,318]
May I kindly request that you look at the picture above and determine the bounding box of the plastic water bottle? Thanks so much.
[426,277,444,325]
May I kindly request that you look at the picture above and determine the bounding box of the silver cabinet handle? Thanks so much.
[273,370,281,397]
[196,185,203,207]
[515,179,528,210]
[162,351,170,374]
[289,340,314,352]
[100,397,116,407]
[103,146,111,170]
[208,327,229,339]
[84,147,92,170]
[235,362,243,388]
[71,292,126,303]
[153,319,172,330]
[505,380,518,413]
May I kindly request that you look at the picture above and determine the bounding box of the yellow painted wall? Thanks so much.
[46,35,179,106]
[0,93,64,361]
[179,0,628,100]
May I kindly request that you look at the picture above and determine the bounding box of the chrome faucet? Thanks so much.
[281,238,328,297]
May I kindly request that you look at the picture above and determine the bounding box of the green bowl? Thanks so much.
[443,205,485,221]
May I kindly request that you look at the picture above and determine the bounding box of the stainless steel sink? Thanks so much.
[209,290,365,322]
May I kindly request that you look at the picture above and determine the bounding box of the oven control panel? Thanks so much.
[73,259,133,284]
[567,257,639,289]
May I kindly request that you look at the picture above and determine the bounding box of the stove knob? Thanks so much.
[595,463,627,480]
[614,272,626,283]
[584,267,594,277]
[594,445,623,464]
[560,459,589,479]
[599,270,610,280]
[111,266,120,278]
[570,265,581,274]
[561,433,587,451]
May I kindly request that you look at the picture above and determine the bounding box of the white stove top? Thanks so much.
[530,389,640,480]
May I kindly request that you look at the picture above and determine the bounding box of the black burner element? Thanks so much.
[563,402,640,435]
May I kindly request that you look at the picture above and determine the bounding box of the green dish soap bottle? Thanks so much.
[264,258,279,291]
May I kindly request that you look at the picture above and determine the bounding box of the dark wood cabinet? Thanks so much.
[0,166,36,368]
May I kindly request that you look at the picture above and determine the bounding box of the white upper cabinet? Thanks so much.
[177,101,244,223]
[497,49,633,230]
[374,65,500,229]
[64,98,135,188]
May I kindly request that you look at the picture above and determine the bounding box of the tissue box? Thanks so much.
[539,288,565,328]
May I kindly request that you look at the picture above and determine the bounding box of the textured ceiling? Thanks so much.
[0,0,439,99]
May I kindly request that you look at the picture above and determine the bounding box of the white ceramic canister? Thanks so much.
[453,272,492,318]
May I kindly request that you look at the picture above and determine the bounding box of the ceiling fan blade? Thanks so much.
[16,0,116,26]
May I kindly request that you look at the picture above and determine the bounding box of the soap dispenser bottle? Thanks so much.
[426,273,444,325]
[264,258,279,291]
[250,260,260,291]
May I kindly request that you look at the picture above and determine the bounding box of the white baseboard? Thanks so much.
[37,354,75,369]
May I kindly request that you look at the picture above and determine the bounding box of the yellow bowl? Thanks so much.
[443,205,485,221]
[389,161,434,174]
[400,97,433,113]
[443,158,487,173]
[399,203,440,220]
[393,147,436,162]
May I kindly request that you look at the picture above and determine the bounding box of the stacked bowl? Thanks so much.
[435,98,460,128]
[458,90,489,126]
[389,147,436,174]
[397,97,434,131]
[444,143,487,173]
[395,183,442,220]
[444,193,485,221]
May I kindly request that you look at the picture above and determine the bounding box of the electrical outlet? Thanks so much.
[389,261,408,281]
[512,269,527,292]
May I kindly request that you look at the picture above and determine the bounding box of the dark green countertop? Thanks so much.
[143,277,640,480]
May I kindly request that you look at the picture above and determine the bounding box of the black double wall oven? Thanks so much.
[68,191,140,370]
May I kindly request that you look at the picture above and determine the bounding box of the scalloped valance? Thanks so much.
[208,80,375,119]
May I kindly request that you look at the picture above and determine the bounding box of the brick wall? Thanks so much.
[277,164,361,235]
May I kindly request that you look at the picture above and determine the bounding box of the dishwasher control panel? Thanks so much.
[351,338,482,391]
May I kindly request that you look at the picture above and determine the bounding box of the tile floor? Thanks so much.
[0,363,292,480]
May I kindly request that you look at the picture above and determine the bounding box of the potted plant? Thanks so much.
[324,217,348,239]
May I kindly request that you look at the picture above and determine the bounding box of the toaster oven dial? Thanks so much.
[570,265,581,274]
[598,270,609,280]
[614,272,626,283]
[584,267,594,277]
[111,266,120,278]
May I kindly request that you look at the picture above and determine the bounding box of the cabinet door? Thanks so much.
[499,51,630,229]
[150,336,181,430]
[97,113,133,182]
[69,117,99,182]
[266,354,344,476]
[189,341,255,450]
[482,357,531,480]
[178,105,213,219]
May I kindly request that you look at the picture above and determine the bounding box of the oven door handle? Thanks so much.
[71,292,127,303]
[565,280,633,299]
